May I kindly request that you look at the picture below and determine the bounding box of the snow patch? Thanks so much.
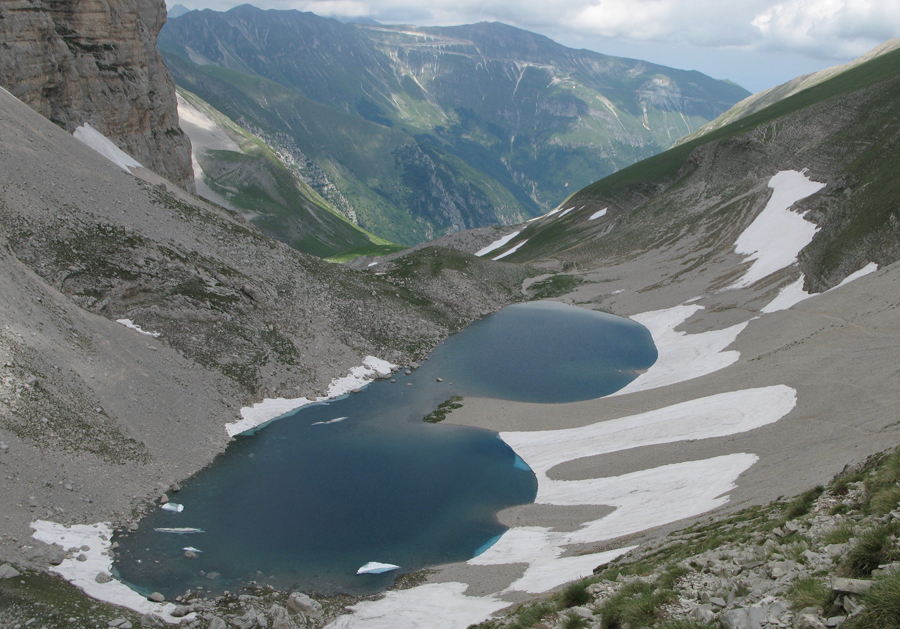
[834,262,878,288]
[73,124,143,172]
[493,239,528,260]
[761,263,878,314]
[226,356,396,437]
[558,207,574,218]
[325,582,507,629]
[589,208,608,220]
[611,304,747,396]
[367,261,379,267]
[30,521,187,623]
[116,319,161,338]
[475,231,522,257]
[729,170,826,289]
[761,276,810,313]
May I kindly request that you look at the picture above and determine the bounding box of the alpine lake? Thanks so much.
[113,301,657,598]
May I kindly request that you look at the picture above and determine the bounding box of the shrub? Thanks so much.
[822,523,855,545]
[562,613,588,629]
[598,582,674,629]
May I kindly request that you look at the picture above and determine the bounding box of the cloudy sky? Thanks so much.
[170,0,900,93]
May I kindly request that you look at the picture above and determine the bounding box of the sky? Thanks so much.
[168,0,900,93]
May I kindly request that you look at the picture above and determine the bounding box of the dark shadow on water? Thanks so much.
[114,301,657,597]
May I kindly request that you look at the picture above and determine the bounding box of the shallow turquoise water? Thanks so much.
[114,301,656,597]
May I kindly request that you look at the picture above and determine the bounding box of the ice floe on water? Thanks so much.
[30,521,186,623]
[610,304,747,396]
[312,416,348,426]
[475,231,522,257]
[160,503,183,513]
[226,356,395,437]
[729,170,826,289]
[154,527,203,534]
[116,318,161,338]
[356,562,400,575]
[73,123,143,173]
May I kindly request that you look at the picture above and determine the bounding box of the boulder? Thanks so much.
[287,592,322,616]
[832,577,873,595]
[0,564,21,579]
[269,604,299,629]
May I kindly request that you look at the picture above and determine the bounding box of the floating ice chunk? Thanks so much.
[475,231,522,257]
[312,417,348,426]
[154,527,203,534]
[160,503,184,513]
[357,561,400,575]
[73,123,143,172]
[116,319,161,338]
[589,208,608,220]
[183,546,202,553]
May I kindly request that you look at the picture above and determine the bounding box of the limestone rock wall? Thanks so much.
[0,0,195,192]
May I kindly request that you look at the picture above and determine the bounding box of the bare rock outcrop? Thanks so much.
[0,0,195,192]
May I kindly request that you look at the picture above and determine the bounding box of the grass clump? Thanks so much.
[597,581,674,629]
[512,601,556,628]
[845,570,900,629]
[562,612,589,629]
[822,523,855,546]
[842,521,900,577]
[781,486,824,521]
[787,577,831,610]
[658,621,721,629]
[559,580,591,608]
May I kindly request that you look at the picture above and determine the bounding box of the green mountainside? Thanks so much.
[177,88,400,259]
[158,5,749,245]
[483,46,900,291]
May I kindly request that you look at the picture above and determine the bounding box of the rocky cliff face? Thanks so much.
[0,0,194,192]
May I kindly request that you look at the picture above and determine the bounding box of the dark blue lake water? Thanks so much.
[113,301,656,598]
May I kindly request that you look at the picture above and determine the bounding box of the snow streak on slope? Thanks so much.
[73,124,143,172]
[729,170,825,289]
[475,231,522,257]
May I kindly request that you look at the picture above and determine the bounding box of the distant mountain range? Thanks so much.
[159,5,749,249]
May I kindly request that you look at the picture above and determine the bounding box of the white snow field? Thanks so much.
[610,304,747,396]
[73,124,143,172]
[728,170,826,289]
[226,356,395,437]
[589,208,608,220]
[30,521,187,623]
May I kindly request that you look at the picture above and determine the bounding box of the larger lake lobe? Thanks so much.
[114,301,657,597]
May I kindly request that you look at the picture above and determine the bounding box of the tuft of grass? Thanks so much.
[842,521,900,577]
[845,569,900,629]
[559,580,591,608]
[598,581,674,629]
[787,577,831,610]
[512,601,556,628]
[562,612,589,629]
[781,486,824,521]
[870,486,900,515]
[658,621,721,629]
[822,523,855,546]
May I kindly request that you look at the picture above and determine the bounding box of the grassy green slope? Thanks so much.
[165,53,533,245]
[490,47,900,288]
[178,88,388,259]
